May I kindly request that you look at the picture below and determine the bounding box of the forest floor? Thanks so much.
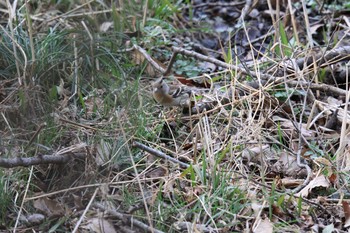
[1,0,350,232]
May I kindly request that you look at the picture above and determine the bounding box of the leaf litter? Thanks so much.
[1,0,350,232]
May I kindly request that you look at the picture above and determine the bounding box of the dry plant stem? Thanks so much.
[24,0,35,62]
[5,0,23,85]
[336,68,350,172]
[46,0,99,22]
[94,203,165,233]
[133,141,190,169]
[136,43,349,98]
[133,45,166,73]
[175,222,216,232]
[25,177,166,201]
[171,46,350,96]
[25,123,46,151]
[13,166,33,233]
[288,0,299,44]
[142,0,148,26]
[59,117,97,131]
[237,0,252,26]
[235,171,326,211]
[286,80,312,193]
[296,45,350,69]
[69,35,79,100]
[0,153,86,168]
[72,188,98,233]
[116,122,154,232]
[163,51,178,76]
[302,0,313,47]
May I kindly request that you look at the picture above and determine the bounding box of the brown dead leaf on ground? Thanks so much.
[253,218,273,233]
[33,197,66,217]
[297,175,330,197]
[342,201,350,228]
[81,217,117,233]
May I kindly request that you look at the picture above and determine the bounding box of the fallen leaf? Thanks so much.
[253,218,273,233]
[297,175,330,197]
[27,213,45,225]
[82,218,117,233]
[342,201,350,227]
[322,223,335,233]
[33,197,65,217]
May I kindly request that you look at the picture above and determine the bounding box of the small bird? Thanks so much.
[152,77,191,107]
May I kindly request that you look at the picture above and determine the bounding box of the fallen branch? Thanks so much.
[172,46,348,97]
[133,141,190,169]
[296,45,350,69]
[94,203,165,233]
[0,153,86,168]
[0,143,87,168]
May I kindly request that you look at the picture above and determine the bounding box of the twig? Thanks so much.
[94,203,165,233]
[59,117,98,131]
[133,141,190,169]
[237,0,252,26]
[72,188,98,233]
[25,123,46,151]
[172,46,350,97]
[14,166,33,233]
[0,152,86,168]
[296,45,350,69]
[117,121,154,231]
[133,45,166,73]
[163,51,178,76]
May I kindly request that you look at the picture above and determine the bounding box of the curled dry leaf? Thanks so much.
[280,178,304,188]
[253,218,273,233]
[342,201,350,228]
[145,166,168,178]
[272,116,315,137]
[297,175,330,197]
[241,145,272,164]
[33,197,65,217]
[82,217,117,233]
[271,152,307,178]
[27,213,45,225]
[99,21,113,32]
[174,221,216,233]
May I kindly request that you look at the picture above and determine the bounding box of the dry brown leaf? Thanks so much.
[272,116,314,137]
[251,200,263,217]
[241,145,271,163]
[33,197,65,217]
[297,175,330,197]
[27,213,45,225]
[132,50,165,77]
[280,178,304,188]
[342,201,350,227]
[344,145,350,171]
[271,152,307,178]
[327,96,343,106]
[99,21,113,32]
[146,166,168,178]
[314,157,333,167]
[253,218,273,233]
[309,24,324,35]
[82,218,117,233]
[72,194,84,210]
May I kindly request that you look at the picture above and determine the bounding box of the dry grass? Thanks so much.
[1,0,350,232]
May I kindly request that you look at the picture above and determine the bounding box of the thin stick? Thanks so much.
[72,188,98,233]
[133,141,190,169]
[94,203,165,233]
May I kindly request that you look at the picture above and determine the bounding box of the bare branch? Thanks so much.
[133,141,190,169]
[0,153,86,168]
[94,203,165,233]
